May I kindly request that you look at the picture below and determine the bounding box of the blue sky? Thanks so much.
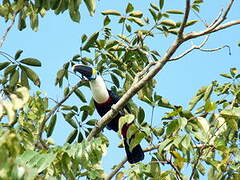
[1,0,239,176]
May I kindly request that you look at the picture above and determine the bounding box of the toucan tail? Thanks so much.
[123,139,144,164]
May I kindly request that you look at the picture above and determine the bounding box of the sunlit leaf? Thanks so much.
[166,10,184,14]
[129,11,143,18]
[101,10,121,16]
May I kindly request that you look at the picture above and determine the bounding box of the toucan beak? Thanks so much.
[72,64,97,80]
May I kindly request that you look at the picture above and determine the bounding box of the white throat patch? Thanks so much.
[89,76,109,104]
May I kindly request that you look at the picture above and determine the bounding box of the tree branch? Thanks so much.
[178,0,191,39]
[86,0,194,142]
[0,13,16,48]
[38,80,83,147]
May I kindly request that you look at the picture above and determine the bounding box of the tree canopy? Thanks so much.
[0,0,239,179]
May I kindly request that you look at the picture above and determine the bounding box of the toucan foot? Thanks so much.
[72,64,97,80]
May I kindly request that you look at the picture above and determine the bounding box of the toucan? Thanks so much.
[73,64,144,164]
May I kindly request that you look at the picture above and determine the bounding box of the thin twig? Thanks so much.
[170,35,210,61]
[0,13,17,48]
[38,80,83,147]
[178,0,191,39]
[167,158,182,180]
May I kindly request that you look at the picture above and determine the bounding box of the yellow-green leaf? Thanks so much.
[160,19,176,27]
[166,10,184,14]
[127,17,145,26]
[101,10,121,16]
[129,11,143,18]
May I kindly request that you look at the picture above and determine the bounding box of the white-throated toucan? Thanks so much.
[73,64,144,164]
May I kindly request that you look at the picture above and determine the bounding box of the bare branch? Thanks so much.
[178,0,191,39]
[167,159,182,180]
[0,13,16,48]
[170,35,210,61]
[38,80,83,147]
[208,0,235,29]
[185,19,240,41]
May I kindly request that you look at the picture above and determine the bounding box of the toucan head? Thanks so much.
[72,64,97,80]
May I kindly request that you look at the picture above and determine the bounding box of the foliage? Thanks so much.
[0,0,239,179]
[0,0,96,31]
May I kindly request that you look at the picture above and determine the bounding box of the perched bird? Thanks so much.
[73,64,144,164]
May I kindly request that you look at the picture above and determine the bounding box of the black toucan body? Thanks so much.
[73,65,144,164]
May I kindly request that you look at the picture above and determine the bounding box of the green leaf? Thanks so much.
[74,89,87,102]
[66,129,78,143]
[185,20,198,27]
[181,134,191,150]
[87,119,97,126]
[110,73,120,88]
[35,153,56,173]
[126,124,138,140]
[166,10,184,14]
[129,132,145,152]
[127,17,145,26]
[160,19,176,27]
[125,24,132,33]
[188,86,207,111]
[81,34,88,43]
[166,119,179,137]
[55,69,65,86]
[9,70,19,87]
[20,58,42,67]
[137,107,145,124]
[159,0,165,9]
[101,10,121,16]
[4,64,17,76]
[126,3,134,13]
[47,114,57,137]
[83,0,96,16]
[129,11,143,18]
[19,65,41,87]
[63,113,78,128]
[118,114,135,134]
[103,15,111,26]
[20,70,30,89]
[204,99,217,113]
[203,84,213,101]
[15,50,23,60]
[78,132,84,142]
[230,67,238,77]
[82,32,99,51]
[0,62,10,71]
[69,9,80,22]
[150,3,160,11]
